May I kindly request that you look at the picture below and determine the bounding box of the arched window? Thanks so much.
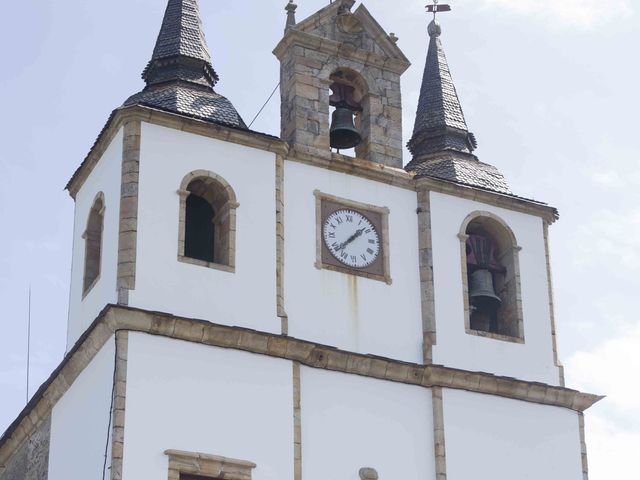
[83,193,105,296]
[459,212,524,342]
[178,171,239,272]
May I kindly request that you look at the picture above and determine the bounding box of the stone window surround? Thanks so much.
[177,170,239,274]
[314,190,392,285]
[82,191,106,299]
[458,211,525,344]
[165,449,256,480]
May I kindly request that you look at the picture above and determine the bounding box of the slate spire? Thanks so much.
[407,19,476,159]
[406,17,512,195]
[142,0,219,87]
[125,0,246,129]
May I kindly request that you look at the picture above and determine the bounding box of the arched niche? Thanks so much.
[458,211,524,342]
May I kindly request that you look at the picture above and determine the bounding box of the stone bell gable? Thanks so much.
[293,1,407,61]
[274,0,410,168]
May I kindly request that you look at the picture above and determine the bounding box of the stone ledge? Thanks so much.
[288,147,415,190]
[416,177,559,224]
[0,304,603,471]
[106,306,602,411]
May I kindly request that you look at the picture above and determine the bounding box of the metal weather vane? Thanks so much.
[426,0,452,19]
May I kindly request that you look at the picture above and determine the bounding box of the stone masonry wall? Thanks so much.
[280,45,403,168]
[278,8,405,168]
[0,416,51,480]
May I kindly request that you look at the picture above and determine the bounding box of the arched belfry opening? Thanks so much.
[178,171,239,271]
[328,68,368,156]
[83,193,105,295]
[459,213,524,341]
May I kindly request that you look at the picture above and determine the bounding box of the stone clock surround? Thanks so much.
[314,190,392,285]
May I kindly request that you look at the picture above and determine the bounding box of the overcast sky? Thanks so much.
[0,0,638,477]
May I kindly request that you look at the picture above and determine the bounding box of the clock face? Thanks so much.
[323,209,380,268]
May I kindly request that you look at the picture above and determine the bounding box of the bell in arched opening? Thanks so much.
[329,83,362,150]
[466,234,506,333]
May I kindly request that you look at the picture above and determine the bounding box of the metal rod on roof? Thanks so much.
[26,285,32,404]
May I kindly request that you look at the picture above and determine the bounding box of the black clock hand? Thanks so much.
[337,228,365,251]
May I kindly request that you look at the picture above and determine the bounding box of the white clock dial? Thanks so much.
[323,209,380,268]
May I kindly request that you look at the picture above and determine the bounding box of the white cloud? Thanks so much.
[588,167,640,192]
[571,207,640,271]
[477,0,633,29]
[567,324,640,412]
[586,413,640,480]
[567,327,640,479]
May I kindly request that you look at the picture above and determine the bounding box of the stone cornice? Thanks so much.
[64,109,557,227]
[287,147,415,190]
[416,177,560,224]
[353,4,411,66]
[286,149,559,224]
[273,29,411,75]
[0,305,603,470]
[66,105,289,199]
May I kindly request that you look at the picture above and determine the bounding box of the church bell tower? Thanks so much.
[0,2,601,480]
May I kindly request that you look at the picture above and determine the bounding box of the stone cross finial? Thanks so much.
[285,0,297,31]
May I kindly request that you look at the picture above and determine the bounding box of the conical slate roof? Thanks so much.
[407,19,511,195]
[124,0,246,129]
[408,20,475,157]
[148,0,212,64]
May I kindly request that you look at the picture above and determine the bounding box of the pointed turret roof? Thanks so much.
[125,0,246,129]
[408,20,475,157]
[407,18,511,195]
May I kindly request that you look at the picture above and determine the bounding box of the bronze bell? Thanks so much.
[330,107,362,150]
[469,269,502,312]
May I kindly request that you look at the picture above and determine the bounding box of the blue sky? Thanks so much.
[0,0,638,477]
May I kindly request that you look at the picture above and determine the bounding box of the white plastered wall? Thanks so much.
[122,333,294,480]
[430,191,560,384]
[300,366,435,480]
[443,389,583,479]
[284,161,423,363]
[129,123,279,333]
[48,336,115,479]
[67,129,123,349]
